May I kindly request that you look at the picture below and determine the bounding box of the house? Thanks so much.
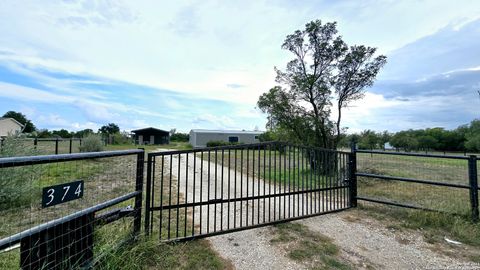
[131,127,170,145]
[0,117,25,138]
[189,129,263,148]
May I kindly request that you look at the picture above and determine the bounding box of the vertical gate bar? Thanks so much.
[240,149,243,227]
[317,150,321,212]
[344,153,347,208]
[263,144,266,223]
[200,151,204,234]
[159,156,163,237]
[252,146,255,225]
[288,145,292,218]
[214,150,218,232]
[313,149,317,213]
[468,155,479,222]
[168,154,173,239]
[281,144,285,219]
[282,144,288,219]
[176,154,181,238]
[322,150,325,212]
[268,144,272,222]
[349,145,357,208]
[145,153,152,234]
[69,138,72,154]
[302,147,305,216]
[341,154,344,209]
[277,144,281,220]
[310,149,313,214]
[55,138,59,155]
[192,152,196,236]
[257,144,261,224]
[273,144,277,220]
[293,146,300,217]
[34,138,38,150]
[221,149,224,231]
[334,152,338,210]
[184,153,188,237]
[134,149,144,236]
[246,147,249,226]
[234,148,238,229]
[228,149,231,230]
[207,150,211,233]
[151,156,157,232]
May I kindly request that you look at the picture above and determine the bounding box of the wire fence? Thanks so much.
[355,150,478,220]
[0,138,84,155]
[0,149,143,269]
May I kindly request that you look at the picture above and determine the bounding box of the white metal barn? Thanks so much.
[189,129,263,148]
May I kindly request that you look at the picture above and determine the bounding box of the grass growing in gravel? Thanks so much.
[356,203,480,262]
[270,222,351,270]
[96,233,227,270]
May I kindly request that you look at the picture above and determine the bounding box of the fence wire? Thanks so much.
[0,138,83,156]
[0,150,142,269]
[356,151,472,216]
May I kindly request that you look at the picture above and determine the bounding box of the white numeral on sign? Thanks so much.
[62,186,70,201]
[46,189,55,205]
[75,183,82,197]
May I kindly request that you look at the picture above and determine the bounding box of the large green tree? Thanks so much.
[2,111,36,133]
[98,123,120,135]
[257,20,386,149]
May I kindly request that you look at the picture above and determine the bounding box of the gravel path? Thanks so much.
[159,149,471,270]
[163,151,306,269]
[298,212,469,269]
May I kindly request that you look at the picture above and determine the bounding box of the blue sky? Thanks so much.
[0,0,479,133]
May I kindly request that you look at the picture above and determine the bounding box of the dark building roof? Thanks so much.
[131,127,170,135]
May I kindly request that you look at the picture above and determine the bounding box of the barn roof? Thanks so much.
[131,127,169,134]
[0,117,25,128]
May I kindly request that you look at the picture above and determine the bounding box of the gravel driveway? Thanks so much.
[159,149,471,270]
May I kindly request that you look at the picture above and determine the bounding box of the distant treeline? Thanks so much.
[338,119,480,152]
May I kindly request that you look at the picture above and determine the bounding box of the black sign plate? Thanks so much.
[42,180,84,208]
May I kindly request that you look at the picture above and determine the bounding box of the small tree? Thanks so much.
[3,111,36,133]
[258,20,386,149]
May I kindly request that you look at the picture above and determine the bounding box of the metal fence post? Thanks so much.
[134,149,145,236]
[34,138,37,150]
[144,153,152,235]
[468,155,479,222]
[55,138,59,155]
[348,143,357,208]
[69,138,73,153]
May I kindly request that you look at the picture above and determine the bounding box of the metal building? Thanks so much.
[189,129,262,148]
[131,127,170,145]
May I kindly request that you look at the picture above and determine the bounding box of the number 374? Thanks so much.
[42,180,84,208]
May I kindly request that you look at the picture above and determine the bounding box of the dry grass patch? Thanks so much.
[270,222,351,270]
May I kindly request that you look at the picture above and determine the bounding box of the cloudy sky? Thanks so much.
[0,0,479,133]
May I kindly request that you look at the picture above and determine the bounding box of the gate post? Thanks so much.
[134,149,145,236]
[144,153,152,235]
[468,155,479,222]
[348,143,357,208]
[55,138,59,155]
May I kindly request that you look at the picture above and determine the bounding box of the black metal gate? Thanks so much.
[145,142,353,241]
